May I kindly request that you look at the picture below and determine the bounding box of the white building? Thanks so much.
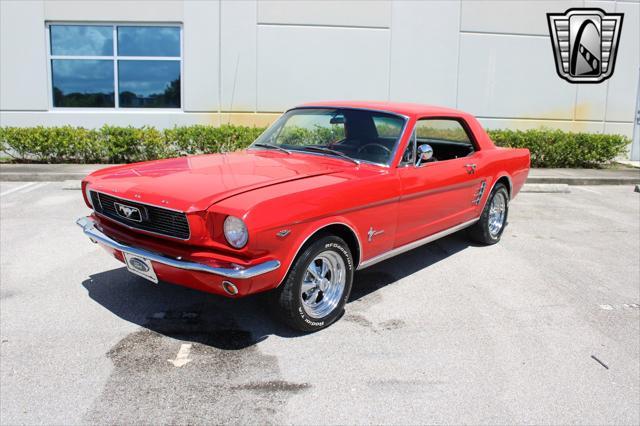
[1,0,638,158]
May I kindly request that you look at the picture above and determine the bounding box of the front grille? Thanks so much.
[91,191,190,240]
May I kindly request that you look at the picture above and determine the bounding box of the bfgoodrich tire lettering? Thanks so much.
[271,235,354,332]
[469,183,509,245]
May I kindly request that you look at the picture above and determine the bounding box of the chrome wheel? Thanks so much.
[300,250,346,319]
[488,191,507,237]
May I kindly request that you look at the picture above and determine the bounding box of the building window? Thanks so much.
[48,24,181,109]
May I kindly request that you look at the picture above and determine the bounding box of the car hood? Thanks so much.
[85,151,349,212]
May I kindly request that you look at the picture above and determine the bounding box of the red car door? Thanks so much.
[394,118,486,248]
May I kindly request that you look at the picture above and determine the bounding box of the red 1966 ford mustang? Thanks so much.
[78,101,530,331]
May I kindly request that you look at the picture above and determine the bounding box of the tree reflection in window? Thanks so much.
[51,59,114,107]
[118,60,180,108]
[49,24,181,108]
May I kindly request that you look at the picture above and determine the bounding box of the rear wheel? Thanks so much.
[469,183,509,245]
[271,235,354,332]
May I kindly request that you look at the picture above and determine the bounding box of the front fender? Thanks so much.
[249,215,364,293]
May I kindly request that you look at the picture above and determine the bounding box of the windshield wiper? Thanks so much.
[301,146,360,165]
[252,142,291,154]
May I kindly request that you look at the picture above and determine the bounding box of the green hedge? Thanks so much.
[489,128,629,168]
[0,125,263,164]
[0,125,629,168]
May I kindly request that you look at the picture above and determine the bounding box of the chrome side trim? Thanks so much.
[472,180,487,205]
[357,218,479,270]
[76,216,280,279]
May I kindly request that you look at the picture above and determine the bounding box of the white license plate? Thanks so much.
[123,252,158,283]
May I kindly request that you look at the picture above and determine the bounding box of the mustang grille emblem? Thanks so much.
[114,202,143,222]
[547,8,623,83]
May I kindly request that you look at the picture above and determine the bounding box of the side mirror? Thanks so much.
[416,144,433,166]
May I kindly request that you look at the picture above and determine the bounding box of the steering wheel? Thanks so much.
[357,143,391,156]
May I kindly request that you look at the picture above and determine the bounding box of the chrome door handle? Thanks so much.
[464,164,477,174]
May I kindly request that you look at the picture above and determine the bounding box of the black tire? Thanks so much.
[469,183,509,245]
[271,235,354,332]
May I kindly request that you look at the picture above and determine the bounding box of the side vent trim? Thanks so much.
[472,180,487,205]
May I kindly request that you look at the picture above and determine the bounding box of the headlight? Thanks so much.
[223,216,248,248]
[84,184,93,208]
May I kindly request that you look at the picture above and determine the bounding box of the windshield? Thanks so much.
[251,108,406,165]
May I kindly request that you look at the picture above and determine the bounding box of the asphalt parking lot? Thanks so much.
[1,181,639,425]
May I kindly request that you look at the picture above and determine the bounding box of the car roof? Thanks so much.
[296,100,467,118]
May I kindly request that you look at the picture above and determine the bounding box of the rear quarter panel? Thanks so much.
[479,147,530,205]
[463,113,530,201]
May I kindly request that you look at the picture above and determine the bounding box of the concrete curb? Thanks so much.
[526,177,640,186]
[521,184,571,193]
[0,172,90,182]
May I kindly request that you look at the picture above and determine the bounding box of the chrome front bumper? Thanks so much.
[76,216,280,279]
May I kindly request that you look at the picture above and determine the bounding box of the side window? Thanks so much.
[414,118,475,163]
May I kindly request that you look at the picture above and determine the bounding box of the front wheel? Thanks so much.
[469,183,509,245]
[271,235,354,332]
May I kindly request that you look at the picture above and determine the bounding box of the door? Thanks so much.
[394,118,485,248]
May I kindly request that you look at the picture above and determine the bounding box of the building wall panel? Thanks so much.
[43,0,184,22]
[389,0,460,107]
[605,1,639,122]
[220,0,257,112]
[256,25,390,111]
[460,0,582,36]
[0,111,219,129]
[479,118,605,134]
[0,1,48,111]
[457,33,576,120]
[257,1,390,28]
[183,0,219,112]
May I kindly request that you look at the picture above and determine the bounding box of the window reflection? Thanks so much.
[118,61,180,108]
[118,26,180,57]
[49,24,181,108]
[50,25,113,56]
[51,60,114,107]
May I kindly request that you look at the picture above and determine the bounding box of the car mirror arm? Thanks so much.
[416,144,433,167]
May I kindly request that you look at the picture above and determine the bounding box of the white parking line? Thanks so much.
[574,186,601,195]
[19,182,49,194]
[168,343,193,367]
[0,182,38,197]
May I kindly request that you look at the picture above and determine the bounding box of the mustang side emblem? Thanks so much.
[547,8,623,83]
[276,229,291,238]
[367,226,384,242]
[114,202,143,222]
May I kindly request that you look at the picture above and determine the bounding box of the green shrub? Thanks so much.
[0,125,264,164]
[0,125,630,168]
[487,128,629,168]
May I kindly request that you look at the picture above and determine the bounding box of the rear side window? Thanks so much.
[415,119,472,144]
[403,118,476,165]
